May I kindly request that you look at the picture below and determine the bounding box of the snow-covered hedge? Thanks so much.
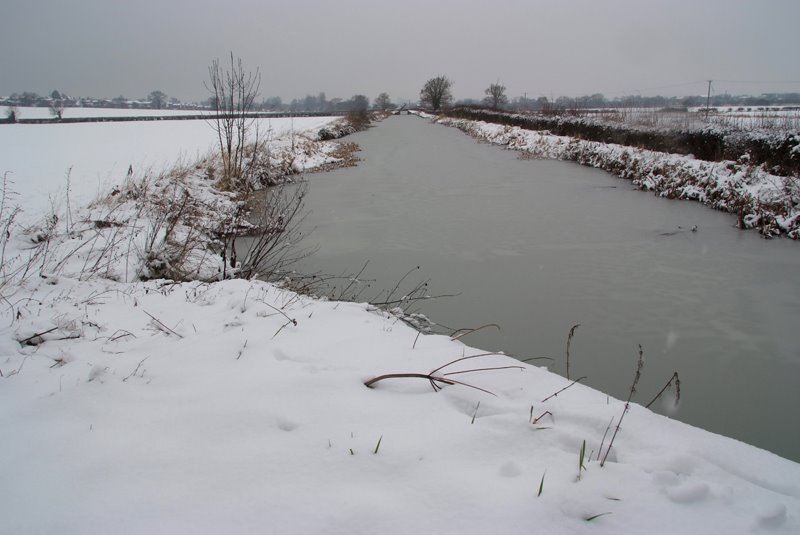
[444,108,800,177]
[437,117,800,239]
[317,112,382,141]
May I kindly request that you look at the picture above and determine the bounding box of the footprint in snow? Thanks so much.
[665,481,709,503]
[755,503,786,528]
[88,364,109,382]
[273,350,293,361]
[273,350,316,365]
[276,417,299,432]
[498,461,521,478]
[651,470,680,487]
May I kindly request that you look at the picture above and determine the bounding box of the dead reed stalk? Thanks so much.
[566,323,580,379]
[600,345,644,467]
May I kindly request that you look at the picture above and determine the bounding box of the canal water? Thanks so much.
[285,115,800,461]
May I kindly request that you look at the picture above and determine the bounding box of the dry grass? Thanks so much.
[600,345,644,467]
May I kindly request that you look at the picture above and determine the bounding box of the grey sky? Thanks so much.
[2,0,799,103]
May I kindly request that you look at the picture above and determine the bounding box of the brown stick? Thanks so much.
[645,372,681,409]
[18,327,58,345]
[143,310,183,338]
[364,373,447,388]
[450,323,501,341]
[364,372,497,396]
[365,352,520,396]
[531,411,554,424]
[541,376,587,403]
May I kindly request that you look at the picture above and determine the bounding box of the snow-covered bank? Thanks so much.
[0,115,340,225]
[2,116,799,534]
[2,276,799,534]
[434,116,800,239]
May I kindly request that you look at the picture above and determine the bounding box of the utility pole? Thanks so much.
[705,80,712,120]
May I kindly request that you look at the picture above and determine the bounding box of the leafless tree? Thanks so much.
[231,183,313,280]
[346,94,371,129]
[374,92,393,111]
[484,82,508,110]
[420,76,453,111]
[350,94,369,112]
[148,90,167,110]
[205,53,261,190]
[48,100,64,120]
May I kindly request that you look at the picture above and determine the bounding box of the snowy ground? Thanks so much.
[1,105,215,120]
[509,107,800,132]
[0,115,338,225]
[1,117,799,534]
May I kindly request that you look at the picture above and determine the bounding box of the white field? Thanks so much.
[1,105,214,119]
[0,116,338,224]
[576,106,800,131]
[0,116,798,534]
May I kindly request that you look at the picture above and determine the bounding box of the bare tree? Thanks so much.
[420,76,453,111]
[233,183,313,280]
[344,94,370,129]
[148,90,167,110]
[374,92,393,111]
[205,53,261,190]
[484,82,508,110]
[350,94,369,112]
[48,99,64,120]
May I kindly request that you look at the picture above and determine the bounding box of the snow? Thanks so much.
[0,116,339,225]
[1,117,799,534]
[2,276,799,533]
[1,105,215,120]
[434,115,800,239]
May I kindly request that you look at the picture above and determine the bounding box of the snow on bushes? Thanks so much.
[437,116,800,239]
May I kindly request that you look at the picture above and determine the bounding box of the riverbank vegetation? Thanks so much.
[0,115,369,292]
[434,109,799,239]
[443,107,800,176]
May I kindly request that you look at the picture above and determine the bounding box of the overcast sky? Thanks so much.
[2,0,799,103]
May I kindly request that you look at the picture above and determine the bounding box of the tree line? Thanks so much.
[5,79,799,117]
[1,89,401,114]
[417,76,800,112]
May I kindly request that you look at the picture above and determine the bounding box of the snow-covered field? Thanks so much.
[1,105,213,120]
[1,116,799,533]
[527,107,800,132]
[0,116,338,225]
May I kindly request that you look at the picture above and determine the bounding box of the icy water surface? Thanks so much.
[283,115,800,461]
